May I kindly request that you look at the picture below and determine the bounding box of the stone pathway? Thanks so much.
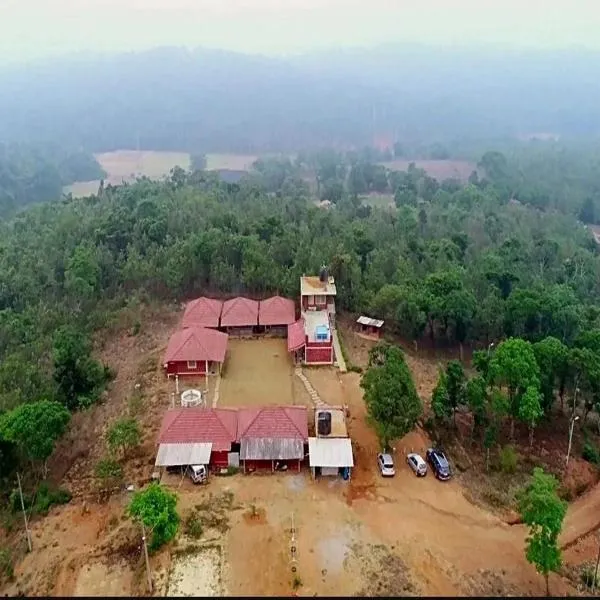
[295,367,326,407]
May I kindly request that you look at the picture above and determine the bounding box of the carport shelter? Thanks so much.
[157,408,238,470]
[308,437,354,478]
[237,406,308,472]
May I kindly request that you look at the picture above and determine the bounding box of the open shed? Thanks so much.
[308,437,354,479]
[356,315,384,339]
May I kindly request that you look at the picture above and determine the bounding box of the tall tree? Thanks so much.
[0,400,70,476]
[489,338,541,438]
[533,337,569,413]
[128,483,179,551]
[360,343,423,449]
[518,386,544,447]
[518,468,567,596]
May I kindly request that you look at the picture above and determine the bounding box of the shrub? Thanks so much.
[107,418,141,457]
[0,548,13,580]
[499,445,518,474]
[95,457,123,482]
[184,513,203,539]
[33,482,72,515]
[581,566,598,589]
[582,440,600,465]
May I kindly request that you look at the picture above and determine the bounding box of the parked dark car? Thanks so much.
[426,448,452,481]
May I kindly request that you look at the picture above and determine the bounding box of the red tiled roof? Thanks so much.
[287,319,306,352]
[237,406,308,441]
[158,408,238,451]
[182,297,223,329]
[259,296,296,326]
[163,327,228,364]
[220,297,259,327]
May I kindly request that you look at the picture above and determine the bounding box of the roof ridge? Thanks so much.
[213,407,237,437]
[238,406,264,438]
[171,328,194,363]
[283,406,306,437]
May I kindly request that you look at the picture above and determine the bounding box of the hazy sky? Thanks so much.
[2,0,600,63]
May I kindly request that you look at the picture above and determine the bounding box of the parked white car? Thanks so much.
[406,453,427,477]
[377,453,395,477]
[189,464,208,484]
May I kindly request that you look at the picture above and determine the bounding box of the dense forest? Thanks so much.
[1,46,600,152]
[0,143,105,218]
[1,139,600,491]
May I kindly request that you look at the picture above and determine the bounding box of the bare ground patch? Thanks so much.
[218,338,301,408]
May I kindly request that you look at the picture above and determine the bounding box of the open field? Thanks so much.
[219,338,304,408]
[64,150,192,197]
[205,153,258,171]
[96,150,191,181]
[64,151,260,197]
[3,306,600,596]
[380,159,477,182]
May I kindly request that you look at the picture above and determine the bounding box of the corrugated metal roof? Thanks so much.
[308,437,354,468]
[240,437,304,460]
[357,315,384,328]
[155,442,212,466]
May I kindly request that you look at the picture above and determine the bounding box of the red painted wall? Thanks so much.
[210,450,230,469]
[165,360,207,376]
[306,346,333,364]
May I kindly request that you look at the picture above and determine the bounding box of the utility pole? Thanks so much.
[17,472,32,552]
[141,521,153,593]
[566,415,580,468]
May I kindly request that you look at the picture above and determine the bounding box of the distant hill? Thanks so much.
[1,46,600,154]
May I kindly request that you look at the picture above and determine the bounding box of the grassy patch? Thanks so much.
[184,513,204,539]
[191,491,235,534]
[10,482,72,516]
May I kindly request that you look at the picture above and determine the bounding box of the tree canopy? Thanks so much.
[128,483,180,551]
[360,343,423,448]
[518,468,567,596]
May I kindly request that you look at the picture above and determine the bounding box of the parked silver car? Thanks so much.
[377,452,395,477]
[406,453,427,477]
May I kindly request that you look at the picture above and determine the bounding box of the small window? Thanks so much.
[187,360,197,369]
